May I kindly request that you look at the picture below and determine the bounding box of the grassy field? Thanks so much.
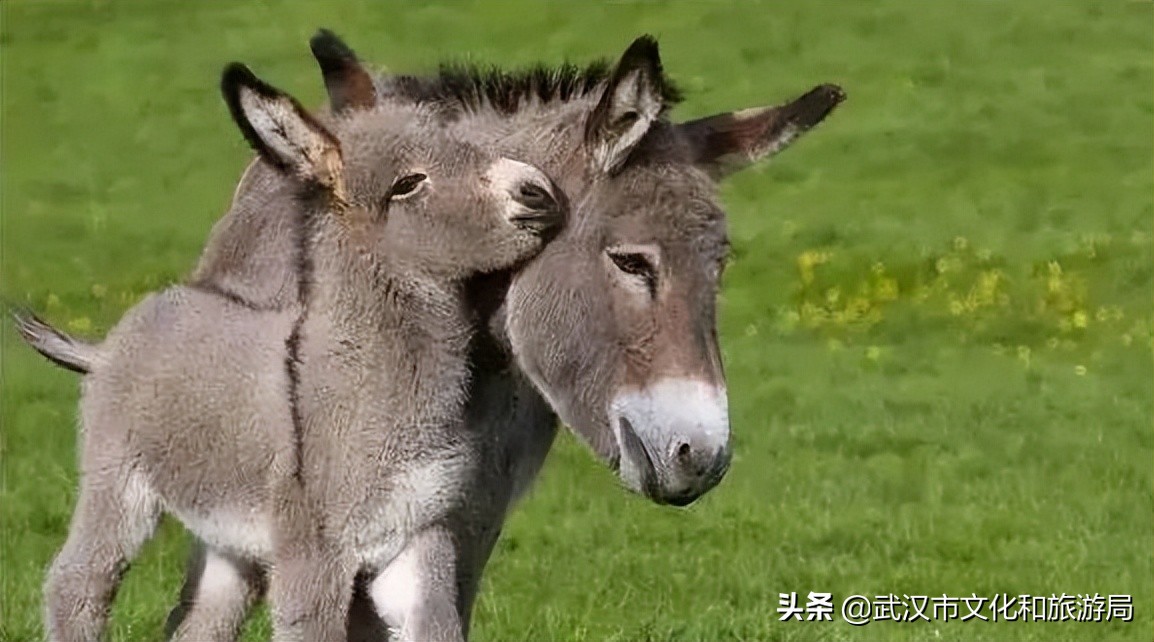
[2,1,1151,640]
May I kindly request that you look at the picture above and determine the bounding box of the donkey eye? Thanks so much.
[610,252,650,277]
[386,173,428,201]
[608,251,658,296]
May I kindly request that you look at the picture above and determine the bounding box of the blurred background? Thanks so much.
[2,1,1151,640]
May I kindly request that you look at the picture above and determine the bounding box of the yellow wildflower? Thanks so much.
[796,250,831,285]
[875,278,899,301]
[1017,345,1031,366]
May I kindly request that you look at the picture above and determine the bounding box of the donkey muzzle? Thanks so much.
[610,378,731,506]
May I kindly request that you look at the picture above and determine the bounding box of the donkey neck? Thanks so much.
[302,225,474,364]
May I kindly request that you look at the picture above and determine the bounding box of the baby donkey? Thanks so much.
[25,61,564,641]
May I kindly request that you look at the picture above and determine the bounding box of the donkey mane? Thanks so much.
[385,42,682,115]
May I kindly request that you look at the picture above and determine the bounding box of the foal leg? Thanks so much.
[44,471,160,642]
[269,540,356,642]
[368,527,464,642]
[165,540,265,642]
[268,481,355,642]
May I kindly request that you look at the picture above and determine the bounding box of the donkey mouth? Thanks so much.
[618,416,662,500]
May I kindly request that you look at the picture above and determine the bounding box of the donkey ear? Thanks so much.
[309,28,376,113]
[221,63,344,195]
[679,84,846,180]
[585,35,679,174]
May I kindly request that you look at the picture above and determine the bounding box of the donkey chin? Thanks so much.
[609,378,732,506]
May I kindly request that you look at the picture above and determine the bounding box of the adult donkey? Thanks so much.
[35,30,844,638]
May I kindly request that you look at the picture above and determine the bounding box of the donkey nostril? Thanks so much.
[673,441,719,479]
[520,183,546,199]
[515,182,555,211]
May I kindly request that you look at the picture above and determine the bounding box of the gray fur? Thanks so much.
[22,32,843,640]
[194,33,844,504]
[30,62,562,642]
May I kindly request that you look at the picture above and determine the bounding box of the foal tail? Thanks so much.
[11,308,97,374]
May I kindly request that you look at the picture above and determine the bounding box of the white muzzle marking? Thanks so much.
[609,377,730,495]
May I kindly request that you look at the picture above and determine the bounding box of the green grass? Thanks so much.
[2,1,1151,640]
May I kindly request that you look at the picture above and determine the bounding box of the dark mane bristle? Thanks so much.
[385,58,682,115]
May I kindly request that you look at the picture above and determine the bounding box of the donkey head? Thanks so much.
[220,61,564,282]
[502,37,844,506]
